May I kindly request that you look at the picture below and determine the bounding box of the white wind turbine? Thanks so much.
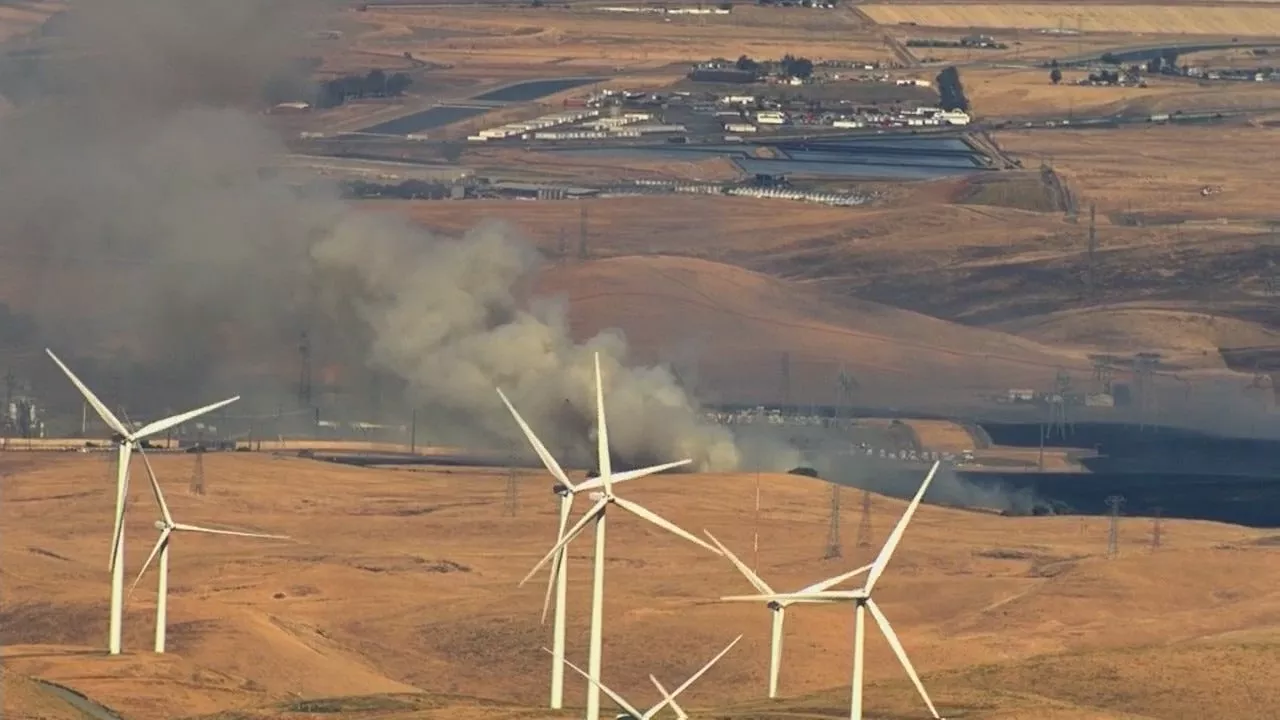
[45,348,239,655]
[130,449,289,653]
[496,388,690,710]
[520,352,723,720]
[720,462,945,720]
[546,634,742,720]
[703,529,873,699]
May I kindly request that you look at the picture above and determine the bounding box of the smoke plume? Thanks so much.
[0,0,741,470]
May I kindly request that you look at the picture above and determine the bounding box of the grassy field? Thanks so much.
[4,453,1280,720]
[862,3,1280,36]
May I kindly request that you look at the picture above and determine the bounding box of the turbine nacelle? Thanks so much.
[553,483,572,497]
[153,520,167,531]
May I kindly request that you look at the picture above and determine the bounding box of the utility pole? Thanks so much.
[823,484,842,559]
[1091,354,1115,394]
[753,470,761,573]
[1105,495,1125,559]
[557,227,568,263]
[577,206,589,261]
[836,365,858,425]
[1086,202,1098,301]
[1151,506,1163,550]
[298,330,313,409]
[190,446,206,496]
[2,369,13,439]
[409,409,417,454]
[855,488,873,548]
[781,351,792,407]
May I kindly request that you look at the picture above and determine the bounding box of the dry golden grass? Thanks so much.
[903,418,980,452]
[534,254,1091,401]
[965,67,1185,117]
[4,453,1280,720]
[995,125,1280,218]
[862,3,1280,36]
[350,5,892,70]
[998,304,1280,356]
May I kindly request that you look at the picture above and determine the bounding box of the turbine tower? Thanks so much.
[130,450,289,653]
[519,353,722,720]
[722,462,945,720]
[45,349,239,655]
[704,530,870,699]
[547,635,741,720]
[496,385,691,710]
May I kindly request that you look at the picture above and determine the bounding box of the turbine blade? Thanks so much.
[541,495,573,625]
[545,647,644,720]
[613,497,721,556]
[577,458,693,492]
[668,635,742,700]
[133,396,240,441]
[720,591,853,604]
[648,676,688,720]
[130,528,171,596]
[108,444,133,572]
[497,387,575,491]
[171,522,289,539]
[520,497,607,587]
[703,529,774,594]
[593,352,612,491]
[46,349,129,437]
[138,447,173,527]
[867,598,941,719]
[799,563,873,594]
[864,461,939,594]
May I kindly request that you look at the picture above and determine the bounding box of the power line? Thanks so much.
[855,488,872,548]
[823,484,842,559]
[1106,495,1125,559]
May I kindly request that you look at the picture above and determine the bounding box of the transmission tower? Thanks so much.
[836,365,858,424]
[557,227,568,263]
[577,205,589,261]
[781,351,792,407]
[1047,367,1072,439]
[1091,354,1116,394]
[855,488,873,548]
[298,330,313,409]
[1133,352,1161,429]
[1105,495,1125,559]
[1151,506,1163,550]
[190,447,206,496]
[3,368,13,438]
[823,484,842,559]
[1086,202,1098,301]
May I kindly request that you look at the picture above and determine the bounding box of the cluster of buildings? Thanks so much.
[594,5,731,13]
[709,95,970,132]
[466,108,687,142]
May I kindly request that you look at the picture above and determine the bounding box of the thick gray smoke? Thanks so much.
[310,213,742,470]
[0,0,741,470]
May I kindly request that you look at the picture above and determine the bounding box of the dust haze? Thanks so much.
[0,0,742,470]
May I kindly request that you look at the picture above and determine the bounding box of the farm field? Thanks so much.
[4,453,1280,720]
[861,3,1280,36]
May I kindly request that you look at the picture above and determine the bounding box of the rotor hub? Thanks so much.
[767,600,783,611]
[552,484,571,497]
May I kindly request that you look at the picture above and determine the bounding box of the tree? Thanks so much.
[735,54,758,72]
[935,65,969,111]
[364,68,387,96]
[1050,67,1062,84]
[717,1,733,8]
[1146,56,1163,74]
[386,72,412,96]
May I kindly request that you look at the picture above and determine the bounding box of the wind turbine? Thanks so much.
[721,462,945,720]
[496,387,690,710]
[45,349,239,655]
[520,352,722,720]
[704,529,873,699]
[545,634,742,720]
[130,449,289,653]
